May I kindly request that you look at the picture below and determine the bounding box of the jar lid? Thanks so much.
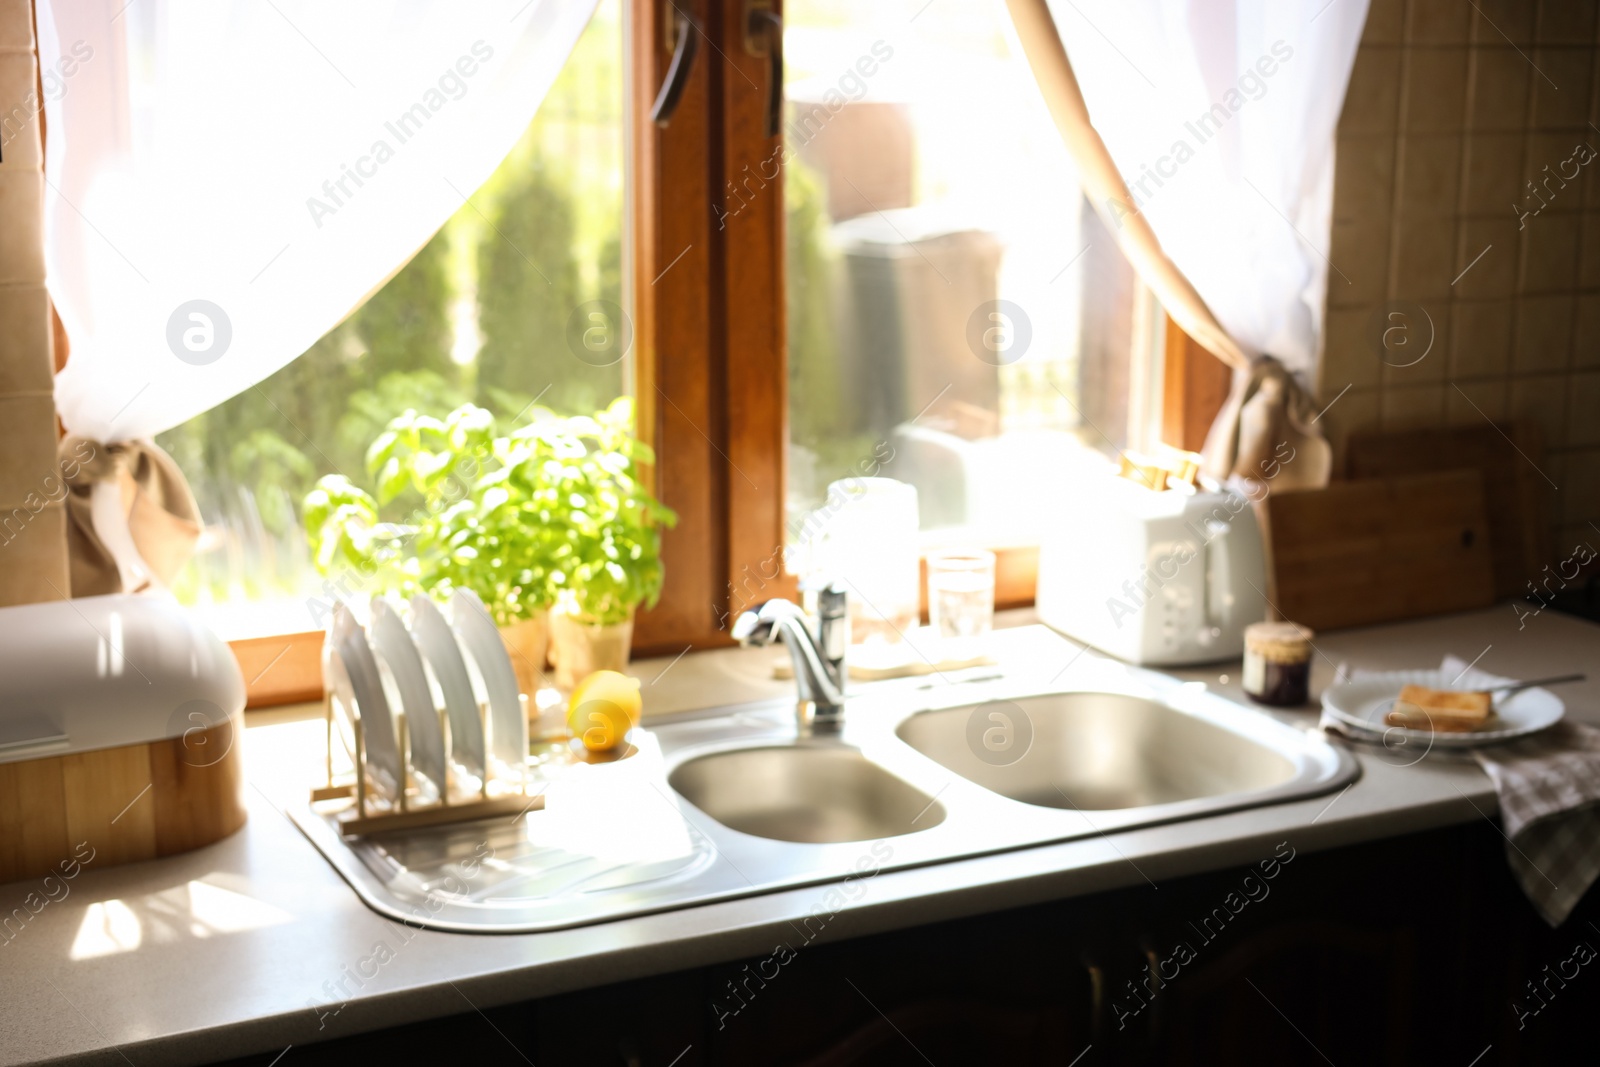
[1244,621,1314,663]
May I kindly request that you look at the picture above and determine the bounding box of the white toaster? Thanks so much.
[1036,474,1268,666]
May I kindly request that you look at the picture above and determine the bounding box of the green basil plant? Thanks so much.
[303,397,676,628]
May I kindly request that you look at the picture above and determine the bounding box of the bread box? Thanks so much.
[0,595,247,883]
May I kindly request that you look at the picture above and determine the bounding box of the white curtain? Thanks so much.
[1043,0,1368,375]
[38,0,599,444]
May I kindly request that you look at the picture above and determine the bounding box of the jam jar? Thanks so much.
[1242,622,1314,707]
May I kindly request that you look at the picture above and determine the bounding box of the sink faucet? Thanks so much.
[732,585,847,733]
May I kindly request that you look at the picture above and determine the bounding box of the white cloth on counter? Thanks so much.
[1323,655,1600,926]
[533,730,696,865]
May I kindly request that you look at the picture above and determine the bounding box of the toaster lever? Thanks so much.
[1203,517,1233,639]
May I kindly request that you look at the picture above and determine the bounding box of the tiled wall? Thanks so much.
[0,0,70,605]
[1319,0,1600,562]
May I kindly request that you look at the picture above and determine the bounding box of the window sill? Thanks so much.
[231,629,325,708]
[214,536,1043,707]
[224,558,1043,710]
[246,607,1050,724]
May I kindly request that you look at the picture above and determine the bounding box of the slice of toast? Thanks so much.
[1384,683,1491,732]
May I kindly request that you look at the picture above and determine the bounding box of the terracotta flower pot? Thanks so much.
[549,606,634,690]
[498,611,550,697]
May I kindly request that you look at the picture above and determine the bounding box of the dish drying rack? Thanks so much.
[311,693,541,836]
[310,591,629,838]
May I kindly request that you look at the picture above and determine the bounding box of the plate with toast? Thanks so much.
[1322,669,1566,747]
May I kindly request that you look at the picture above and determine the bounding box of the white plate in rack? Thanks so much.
[331,603,403,801]
[370,597,446,802]
[409,593,485,781]
[1322,669,1564,748]
[449,589,526,776]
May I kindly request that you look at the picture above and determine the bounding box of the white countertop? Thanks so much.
[2,606,1595,1066]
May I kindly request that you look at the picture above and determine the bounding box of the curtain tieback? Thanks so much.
[1200,356,1333,492]
[59,436,202,597]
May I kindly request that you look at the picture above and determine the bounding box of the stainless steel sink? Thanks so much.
[896,692,1297,811]
[668,744,944,843]
[292,650,1358,933]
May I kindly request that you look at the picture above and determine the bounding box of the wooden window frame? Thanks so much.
[1161,312,1233,455]
[630,0,792,656]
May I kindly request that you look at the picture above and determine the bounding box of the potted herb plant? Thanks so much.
[509,398,676,688]
[303,398,673,694]
[303,404,561,694]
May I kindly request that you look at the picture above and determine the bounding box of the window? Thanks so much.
[134,0,1174,697]
[781,0,1159,552]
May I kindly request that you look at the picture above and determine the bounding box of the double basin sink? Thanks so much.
[293,655,1358,933]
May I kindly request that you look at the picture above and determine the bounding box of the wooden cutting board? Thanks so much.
[1260,470,1496,631]
[1343,423,1547,600]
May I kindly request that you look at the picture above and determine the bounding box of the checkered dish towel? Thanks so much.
[1445,656,1600,925]
[1327,656,1600,926]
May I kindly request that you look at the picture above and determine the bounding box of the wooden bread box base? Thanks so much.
[0,720,247,885]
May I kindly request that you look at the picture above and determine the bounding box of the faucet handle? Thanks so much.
[731,598,809,647]
[730,606,766,645]
[811,580,846,619]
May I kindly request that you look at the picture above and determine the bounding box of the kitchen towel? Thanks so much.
[1470,717,1600,927]
[1324,656,1600,926]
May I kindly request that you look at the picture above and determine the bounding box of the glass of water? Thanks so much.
[927,549,996,654]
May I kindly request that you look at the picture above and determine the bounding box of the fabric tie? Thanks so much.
[58,436,201,596]
[1202,356,1333,491]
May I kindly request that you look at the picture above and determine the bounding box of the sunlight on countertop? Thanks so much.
[70,878,295,961]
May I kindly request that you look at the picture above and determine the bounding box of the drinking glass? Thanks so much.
[927,549,995,653]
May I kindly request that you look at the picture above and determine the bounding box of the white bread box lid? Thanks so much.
[0,594,246,765]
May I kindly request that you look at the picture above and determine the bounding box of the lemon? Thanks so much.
[567,670,643,752]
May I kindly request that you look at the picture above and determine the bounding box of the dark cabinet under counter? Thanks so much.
[211,821,1594,1067]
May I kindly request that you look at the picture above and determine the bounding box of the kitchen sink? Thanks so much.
[292,650,1358,933]
[896,692,1297,811]
[668,744,945,843]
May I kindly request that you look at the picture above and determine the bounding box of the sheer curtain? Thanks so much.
[41,0,599,440]
[1007,0,1368,490]
[1041,0,1368,376]
[35,0,598,588]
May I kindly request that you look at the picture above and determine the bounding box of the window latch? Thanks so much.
[743,0,782,139]
[650,4,700,127]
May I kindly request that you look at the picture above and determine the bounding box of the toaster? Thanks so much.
[1036,473,1268,666]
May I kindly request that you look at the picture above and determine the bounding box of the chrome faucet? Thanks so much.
[732,584,848,733]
